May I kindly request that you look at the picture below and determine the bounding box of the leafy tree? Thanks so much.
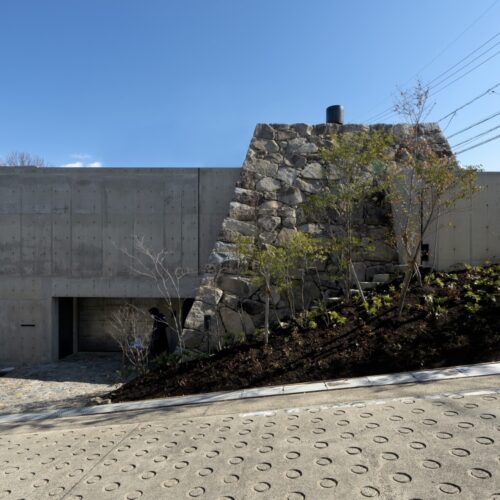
[276,231,325,325]
[391,81,480,316]
[303,129,393,302]
[236,237,287,345]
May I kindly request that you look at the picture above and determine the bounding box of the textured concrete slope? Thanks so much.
[1,378,498,499]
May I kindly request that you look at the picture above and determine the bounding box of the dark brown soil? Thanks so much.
[109,265,500,403]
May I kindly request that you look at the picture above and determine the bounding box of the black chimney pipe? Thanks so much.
[326,105,344,125]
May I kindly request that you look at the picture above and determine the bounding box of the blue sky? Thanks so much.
[1,0,499,170]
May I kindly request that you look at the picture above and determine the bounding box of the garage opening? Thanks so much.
[77,298,192,353]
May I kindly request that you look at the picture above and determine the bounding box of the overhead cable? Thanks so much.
[447,110,500,138]
[451,123,500,148]
[454,132,500,154]
[357,1,500,122]
[430,48,500,97]
[364,44,500,123]
[426,32,500,87]
[428,42,500,92]
[437,82,500,122]
[409,0,500,81]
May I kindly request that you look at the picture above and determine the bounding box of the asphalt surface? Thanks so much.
[1,374,499,499]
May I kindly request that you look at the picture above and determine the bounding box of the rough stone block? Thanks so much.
[183,300,216,330]
[298,223,323,235]
[214,241,237,254]
[217,275,255,297]
[256,177,281,192]
[257,231,277,245]
[282,216,296,228]
[367,240,398,263]
[300,162,324,179]
[276,227,296,246]
[276,128,298,141]
[254,124,275,139]
[278,205,295,217]
[313,123,341,135]
[234,187,260,206]
[293,178,323,194]
[246,159,278,177]
[195,285,223,307]
[293,123,312,136]
[277,186,303,206]
[373,273,391,283]
[242,299,265,315]
[276,166,298,185]
[258,216,281,232]
[286,137,318,156]
[222,218,257,236]
[252,139,280,153]
[207,251,240,268]
[352,262,366,281]
[221,292,240,309]
[229,201,255,221]
[259,200,281,212]
[220,307,255,337]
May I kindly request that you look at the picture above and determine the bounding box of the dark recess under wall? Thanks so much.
[59,297,74,359]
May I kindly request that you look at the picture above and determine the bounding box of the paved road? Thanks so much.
[0,376,499,499]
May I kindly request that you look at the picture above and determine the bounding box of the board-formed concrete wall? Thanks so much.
[424,172,500,270]
[2,128,497,366]
[0,167,240,365]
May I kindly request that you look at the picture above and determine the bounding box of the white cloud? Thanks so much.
[59,161,103,168]
[70,153,92,160]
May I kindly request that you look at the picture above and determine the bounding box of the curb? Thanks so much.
[1,361,499,425]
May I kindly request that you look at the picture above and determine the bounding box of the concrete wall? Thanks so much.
[0,167,240,365]
[424,172,500,270]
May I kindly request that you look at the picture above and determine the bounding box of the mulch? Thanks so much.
[109,266,500,403]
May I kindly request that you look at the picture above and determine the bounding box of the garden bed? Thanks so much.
[108,265,500,403]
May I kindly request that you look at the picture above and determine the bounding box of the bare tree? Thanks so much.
[1,151,47,167]
[123,236,189,354]
[391,81,479,316]
[107,303,152,376]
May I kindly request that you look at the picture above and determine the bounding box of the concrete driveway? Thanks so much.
[0,373,499,499]
[0,353,122,415]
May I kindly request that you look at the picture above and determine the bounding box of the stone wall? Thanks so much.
[182,122,452,351]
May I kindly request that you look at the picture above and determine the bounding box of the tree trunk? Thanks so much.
[350,260,366,303]
[397,266,413,317]
[264,294,270,345]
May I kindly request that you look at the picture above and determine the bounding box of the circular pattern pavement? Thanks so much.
[0,390,498,498]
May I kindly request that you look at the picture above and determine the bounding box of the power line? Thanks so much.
[437,82,500,122]
[451,122,500,148]
[365,108,397,123]
[364,43,500,123]
[430,48,500,97]
[426,32,500,87]
[447,110,500,138]
[356,0,500,122]
[428,41,500,91]
[454,132,500,154]
[409,0,500,81]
